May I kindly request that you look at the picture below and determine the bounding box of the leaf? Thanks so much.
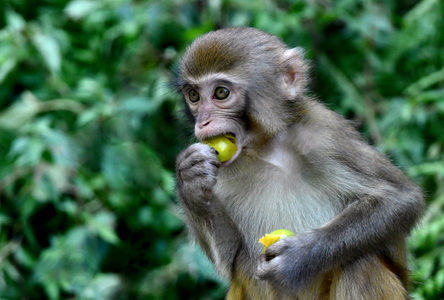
[86,212,120,244]
[404,68,444,96]
[31,32,61,74]
[0,58,17,83]
[14,247,35,269]
[4,261,21,281]
[9,136,45,166]
[5,9,26,31]
[0,91,40,130]
[76,107,100,127]
[408,162,444,177]
[414,89,444,103]
[79,274,121,299]
[0,213,12,226]
[404,0,439,26]
[65,0,100,20]
[39,99,85,113]
[44,280,60,300]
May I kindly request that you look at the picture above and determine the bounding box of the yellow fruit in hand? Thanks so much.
[259,229,295,254]
[203,135,237,162]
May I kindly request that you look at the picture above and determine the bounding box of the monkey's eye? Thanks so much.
[188,89,200,103]
[214,87,230,100]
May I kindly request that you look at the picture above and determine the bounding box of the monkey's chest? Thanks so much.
[214,161,342,254]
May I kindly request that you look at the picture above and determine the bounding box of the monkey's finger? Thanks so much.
[190,145,219,161]
[178,151,220,173]
[260,254,267,264]
[264,239,289,257]
[209,157,221,168]
[256,255,281,280]
[176,143,201,162]
[255,255,270,279]
[200,143,220,156]
[178,143,218,162]
[179,167,216,182]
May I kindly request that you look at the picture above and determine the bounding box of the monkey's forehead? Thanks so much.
[180,27,286,79]
[181,38,248,78]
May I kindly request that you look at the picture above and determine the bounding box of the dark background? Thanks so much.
[0,0,443,299]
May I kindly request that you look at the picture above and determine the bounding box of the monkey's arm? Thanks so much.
[257,139,424,293]
[176,143,243,278]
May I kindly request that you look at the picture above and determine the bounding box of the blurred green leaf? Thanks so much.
[79,274,121,300]
[65,0,101,20]
[0,58,17,83]
[5,9,26,31]
[86,212,120,245]
[31,32,61,74]
[0,92,40,130]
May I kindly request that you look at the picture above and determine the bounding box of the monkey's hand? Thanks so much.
[176,143,221,206]
[256,231,328,294]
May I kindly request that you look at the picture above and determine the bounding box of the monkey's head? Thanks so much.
[176,27,307,165]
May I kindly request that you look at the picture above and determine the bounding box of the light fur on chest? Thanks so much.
[214,155,343,258]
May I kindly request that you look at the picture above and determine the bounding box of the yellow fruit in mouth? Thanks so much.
[203,135,237,162]
[259,229,295,254]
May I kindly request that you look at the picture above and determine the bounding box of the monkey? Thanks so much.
[174,27,424,299]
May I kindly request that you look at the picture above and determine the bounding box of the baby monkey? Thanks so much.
[175,27,424,299]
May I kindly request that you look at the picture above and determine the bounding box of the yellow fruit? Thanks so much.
[258,229,295,254]
[203,135,237,162]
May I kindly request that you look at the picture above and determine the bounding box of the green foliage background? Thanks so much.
[0,0,443,299]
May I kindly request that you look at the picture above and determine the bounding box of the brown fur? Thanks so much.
[330,256,407,300]
[227,256,407,300]
[180,27,282,80]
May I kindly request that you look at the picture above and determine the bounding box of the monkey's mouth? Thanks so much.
[201,132,242,166]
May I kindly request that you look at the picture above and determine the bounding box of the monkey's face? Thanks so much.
[181,72,248,166]
[177,27,308,165]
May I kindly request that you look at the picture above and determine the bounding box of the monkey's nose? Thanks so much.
[199,120,211,128]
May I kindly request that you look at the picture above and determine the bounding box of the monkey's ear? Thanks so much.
[282,47,306,99]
